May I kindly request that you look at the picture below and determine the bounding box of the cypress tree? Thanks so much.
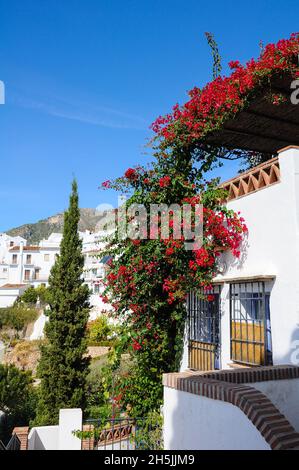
[35,180,90,425]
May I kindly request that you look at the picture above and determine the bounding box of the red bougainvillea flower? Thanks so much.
[151,33,299,146]
[132,339,142,351]
[159,176,171,188]
[125,168,138,180]
[207,294,215,302]
[101,180,111,189]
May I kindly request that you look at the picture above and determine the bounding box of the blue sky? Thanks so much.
[1,0,299,231]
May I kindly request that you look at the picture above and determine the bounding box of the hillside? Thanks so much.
[6,208,106,244]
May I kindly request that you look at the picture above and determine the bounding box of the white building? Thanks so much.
[0,229,110,314]
[180,147,299,373]
[164,147,299,450]
[81,230,112,319]
[0,239,60,308]
[0,233,27,289]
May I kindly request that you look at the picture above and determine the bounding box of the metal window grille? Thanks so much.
[187,286,221,371]
[230,281,272,366]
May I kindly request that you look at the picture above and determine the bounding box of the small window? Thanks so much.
[12,254,18,264]
[10,241,14,247]
[44,254,50,262]
[230,281,272,366]
[26,254,32,264]
[34,269,40,280]
[94,284,100,294]
[24,269,30,281]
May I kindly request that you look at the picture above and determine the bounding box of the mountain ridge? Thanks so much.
[6,208,105,244]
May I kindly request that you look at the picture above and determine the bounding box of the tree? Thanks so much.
[101,150,247,417]
[17,285,51,305]
[0,364,37,444]
[0,304,38,342]
[35,180,90,425]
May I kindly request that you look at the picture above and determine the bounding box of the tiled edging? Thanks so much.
[163,365,299,450]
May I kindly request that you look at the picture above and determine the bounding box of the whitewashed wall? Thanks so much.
[163,387,270,450]
[28,409,82,450]
[251,378,299,432]
[28,426,59,450]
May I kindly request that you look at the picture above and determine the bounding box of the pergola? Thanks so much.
[204,73,299,155]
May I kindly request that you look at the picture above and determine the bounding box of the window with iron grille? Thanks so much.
[230,281,272,366]
[187,285,221,371]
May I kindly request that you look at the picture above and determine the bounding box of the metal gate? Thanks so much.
[230,281,272,366]
[187,286,221,371]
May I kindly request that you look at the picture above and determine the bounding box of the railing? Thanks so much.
[0,440,6,450]
[83,417,162,450]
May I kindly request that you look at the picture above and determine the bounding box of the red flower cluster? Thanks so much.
[162,276,185,304]
[101,180,111,189]
[125,168,138,180]
[159,176,171,188]
[132,339,142,351]
[189,247,215,271]
[151,33,299,145]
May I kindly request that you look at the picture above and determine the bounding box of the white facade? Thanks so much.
[0,229,111,321]
[163,387,270,450]
[81,230,112,319]
[28,409,82,450]
[0,233,27,288]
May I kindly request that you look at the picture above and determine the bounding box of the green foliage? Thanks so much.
[85,355,112,421]
[134,411,163,450]
[0,305,38,335]
[85,350,130,418]
[0,364,37,444]
[87,316,113,344]
[35,180,90,426]
[118,369,163,418]
[17,285,51,305]
[100,125,246,419]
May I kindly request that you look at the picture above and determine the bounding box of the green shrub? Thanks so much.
[134,411,163,450]
[0,364,38,444]
[0,305,38,332]
[17,285,51,305]
[87,316,114,344]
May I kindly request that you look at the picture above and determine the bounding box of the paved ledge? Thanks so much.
[163,365,299,388]
[163,365,299,450]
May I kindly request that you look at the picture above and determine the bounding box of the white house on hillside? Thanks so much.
[0,230,110,316]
